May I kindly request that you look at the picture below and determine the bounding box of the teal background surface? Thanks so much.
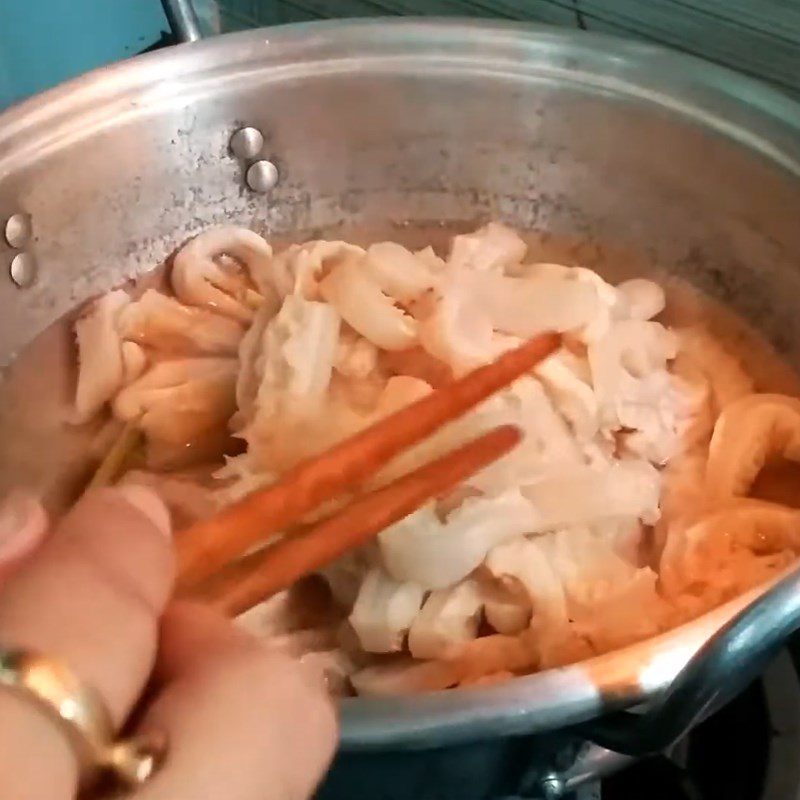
[0,0,169,108]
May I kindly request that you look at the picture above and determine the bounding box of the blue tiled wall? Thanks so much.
[0,0,169,108]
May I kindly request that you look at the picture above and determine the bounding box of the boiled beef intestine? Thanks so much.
[70,221,800,695]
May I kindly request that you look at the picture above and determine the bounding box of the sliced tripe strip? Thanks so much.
[523,460,661,529]
[73,290,131,423]
[407,580,485,659]
[379,490,537,590]
[535,349,598,439]
[466,376,583,494]
[706,393,800,500]
[319,259,418,350]
[113,357,237,446]
[480,573,532,634]
[270,240,365,300]
[660,499,800,598]
[121,342,147,384]
[617,278,666,321]
[463,271,600,338]
[118,288,246,355]
[485,537,568,625]
[171,226,274,323]
[365,241,438,302]
[234,303,274,423]
[418,273,499,373]
[334,328,379,380]
[351,632,537,696]
[246,295,341,438]
[448,222,527,273]
[348,568,425,654]
[588,319,677,427]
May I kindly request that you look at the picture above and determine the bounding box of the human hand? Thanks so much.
[0,487,338,800]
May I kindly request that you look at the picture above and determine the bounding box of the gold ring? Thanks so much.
[0,648,166,792]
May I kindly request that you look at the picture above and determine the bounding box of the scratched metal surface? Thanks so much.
[213,0,800,97]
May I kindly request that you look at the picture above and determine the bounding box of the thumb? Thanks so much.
[0,489,49,582]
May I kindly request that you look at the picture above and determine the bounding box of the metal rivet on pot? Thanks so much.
[246,160,279,193]
[4,213,32,248]
[9,252,37,288]
[230,127,264,160]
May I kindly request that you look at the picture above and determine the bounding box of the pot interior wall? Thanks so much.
[2,40,800,363]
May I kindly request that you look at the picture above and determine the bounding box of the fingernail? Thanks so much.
[115,485,172,539]
[0,489,48,561]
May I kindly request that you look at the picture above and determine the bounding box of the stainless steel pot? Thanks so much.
[2,12,800,787]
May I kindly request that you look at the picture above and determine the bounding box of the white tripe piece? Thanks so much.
[593,516,643,564]
[464,376,584,494]
[317,240,438,353]
[348,568,425,654]
[319,258,419,351]
[234,303,275,424]
[379,490,539,590]
[408,580,485,659]
[364,241,439,302]
[113,357,238,446]
[118,288,246,356]
[534,349,599,441]
[170,226,274,323]
[523,460,662,529]
[481,577,532,635]
[243,295,340,440]
[258,296,340,420]
[334,328,379,380]
[617,278,666,321]
[448,221,528,273]
[487,525,665,656]
[419,267,518,375]
[569,266,624,343]
[415,245,446,273]
[268,240,365,300]
[460,271,602,339]
[485,537,569,626]
[73,290,131,423]
[588,319,682,465]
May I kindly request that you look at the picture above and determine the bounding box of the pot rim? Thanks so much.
[3,19,800,749]
[2,18,800,173]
